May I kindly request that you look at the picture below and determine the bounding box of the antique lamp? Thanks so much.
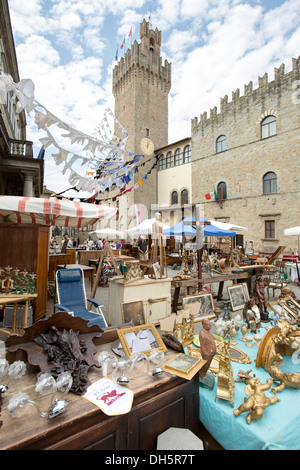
[112,357,134,385]
[7,371,73,419]
[147,349,165,377]
[0,359,26,395]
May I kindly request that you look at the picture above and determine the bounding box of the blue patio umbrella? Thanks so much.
[163,217,236,237]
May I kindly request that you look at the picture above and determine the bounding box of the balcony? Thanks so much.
[10,139,33,158]
[0,111,33,159]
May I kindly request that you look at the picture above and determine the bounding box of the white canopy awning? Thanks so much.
[284,226,300,236]
[89,227,125,239]
[0,196,117,227]
[209,220,248,232]
[125,218,169,237]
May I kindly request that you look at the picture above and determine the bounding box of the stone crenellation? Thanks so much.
[112,24,171,98]
[191,56,300,132]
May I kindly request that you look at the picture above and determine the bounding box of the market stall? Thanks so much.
[194,326,300,450]
[0,196,116,322]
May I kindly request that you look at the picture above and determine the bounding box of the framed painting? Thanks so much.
[162,353,206,380]
[268,300,297,324]
[227,284,246,311]
[121,300,145,326]
[181,292,215,322]
[281,296,300,318]
[117,323,167,358]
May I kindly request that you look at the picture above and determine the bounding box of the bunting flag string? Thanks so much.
[0,72,147,194]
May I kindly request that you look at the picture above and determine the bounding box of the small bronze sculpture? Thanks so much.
[254,276,269,322]
[198,319,216,379]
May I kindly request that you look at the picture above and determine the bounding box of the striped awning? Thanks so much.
[0,196,117,228]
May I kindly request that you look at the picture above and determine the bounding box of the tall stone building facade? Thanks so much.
[0,0,44,196]
[191,58,300,253]
[111,19,171,229]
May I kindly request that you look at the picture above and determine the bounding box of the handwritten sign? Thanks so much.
[84,377,134,416]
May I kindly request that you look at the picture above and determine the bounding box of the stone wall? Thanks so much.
[191,57,300,253]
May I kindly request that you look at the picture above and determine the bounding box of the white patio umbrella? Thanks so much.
[284,226,300,236]
[284,225,300,252]
[209,220,248,232]
[125,217,169,237]
[89,227,125,239]
[0,196,117,227]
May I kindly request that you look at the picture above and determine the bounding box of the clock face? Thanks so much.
[140,137,154,155]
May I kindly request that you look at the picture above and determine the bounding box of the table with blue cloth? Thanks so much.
[191,327,300,450]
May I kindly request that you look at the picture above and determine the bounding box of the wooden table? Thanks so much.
[171,272,249,312]
[0,293,37,336]
[0,333,200,450]
[57,264,96,289]
[88,255,135,266]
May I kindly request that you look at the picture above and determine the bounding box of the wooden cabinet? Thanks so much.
[0,223,49,320]
[0,340,199,450]
[108,277,172,325]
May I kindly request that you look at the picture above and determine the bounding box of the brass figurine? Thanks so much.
[256,323,300,392]
[216,340,235,407]
[234,370,280,424]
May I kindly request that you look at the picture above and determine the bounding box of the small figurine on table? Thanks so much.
[271,312,280,327]
[254,276,269,322]
[243,299,261,331]
[198,319,217,389]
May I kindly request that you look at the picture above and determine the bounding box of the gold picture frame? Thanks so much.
[121,300,145,326]
[162,352,206,380]
[181,292,215,322]
[268,300,297,324]
[227,284,247,311]
[117,323,167,358]
[280,296,300,318]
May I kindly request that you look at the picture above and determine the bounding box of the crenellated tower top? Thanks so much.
[112,19,171,97]
[191,56,300,132]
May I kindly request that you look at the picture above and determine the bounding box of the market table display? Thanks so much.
[0,313,199,450]
[171,272,249,312]
[193,328,300,450]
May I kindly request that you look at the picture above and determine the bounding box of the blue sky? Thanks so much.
[7,0,300,197]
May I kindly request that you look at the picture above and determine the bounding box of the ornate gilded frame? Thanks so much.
[117,323,167,358]
[280,296,300,319]
[181,292,215,322]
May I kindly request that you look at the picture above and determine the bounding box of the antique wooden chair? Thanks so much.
[55,268,107,328]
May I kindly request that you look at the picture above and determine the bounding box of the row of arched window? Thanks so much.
[216,171,277,201]
[158,145,191,170]
[171,189,189,205]
[216,115,276,154]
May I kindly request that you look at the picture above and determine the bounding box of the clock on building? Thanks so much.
[140,137,154,155]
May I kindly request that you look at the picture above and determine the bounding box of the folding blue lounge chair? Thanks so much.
[55,268,107,328]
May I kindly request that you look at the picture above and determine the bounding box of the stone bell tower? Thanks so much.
[112,19,171,224]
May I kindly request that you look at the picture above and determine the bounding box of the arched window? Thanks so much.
[174,148,182,166]
[217,181,227,200]
[216,135,227,153]
[261,116,276,139]
[158,154,165,171]
[171,191,178,205]
[183,145,191,163]
[181,189,189,205]
[263,172,277,194]
[166,151,173,168]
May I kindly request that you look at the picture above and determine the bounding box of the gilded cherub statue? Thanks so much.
[233,370,280,424]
